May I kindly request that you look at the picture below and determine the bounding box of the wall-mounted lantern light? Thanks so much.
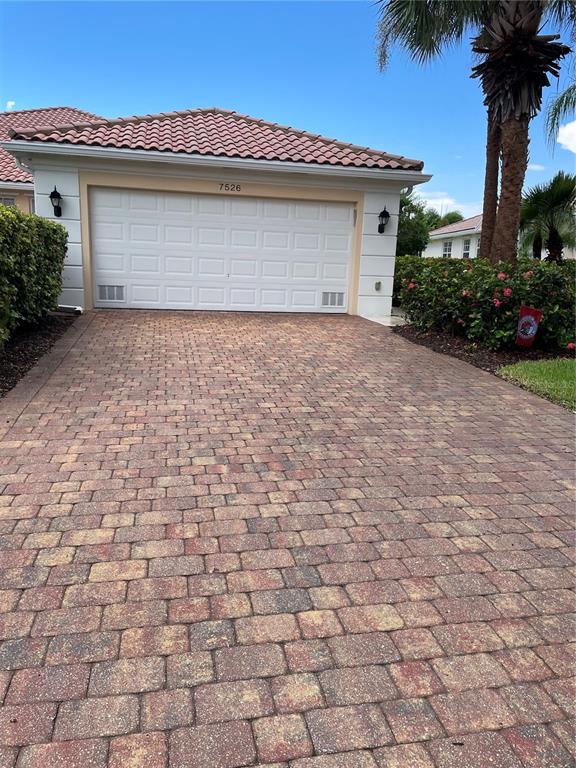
[378,208,390,234]
[49,186,63,217]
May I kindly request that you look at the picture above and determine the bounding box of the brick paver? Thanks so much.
[0,310,573,766]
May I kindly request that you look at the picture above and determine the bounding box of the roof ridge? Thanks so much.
[430,214,482,234]
[0,105,98,117]
[8,107,235,139]
[10,106,422,166]
[214,110,419,164]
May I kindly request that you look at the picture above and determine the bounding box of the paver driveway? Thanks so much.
[0,311,574,768]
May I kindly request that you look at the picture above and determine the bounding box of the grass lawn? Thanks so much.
[498,358,576,410]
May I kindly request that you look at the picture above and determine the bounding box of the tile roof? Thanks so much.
[7,107,424,172]
[430,214,482,236]
[0,107,103,184]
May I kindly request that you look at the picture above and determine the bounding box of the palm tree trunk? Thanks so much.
[492,116,530,264]
[479,107,500,263]
[532,232,542,260]
[545,228,564,262]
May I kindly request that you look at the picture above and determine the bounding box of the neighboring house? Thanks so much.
[424,212,575,260]
[0,107,102,212]
[424,214,482,259]
[3,107,429,317]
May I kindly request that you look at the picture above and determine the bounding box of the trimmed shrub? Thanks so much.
[393,255,440,305]
[398,257,575,350]
[0,205,67,345]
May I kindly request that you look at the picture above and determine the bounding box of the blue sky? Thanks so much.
[1,0,574,217]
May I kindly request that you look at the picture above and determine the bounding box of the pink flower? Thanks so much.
[408,282,415,290]
[493,298,502,308]
[462,290,471,297]
[567,342,575,350]
[523,270,534,279]
[503,287,512,297]
[401,277,407,284]
[456,319,465,325]
[498,272,507,280]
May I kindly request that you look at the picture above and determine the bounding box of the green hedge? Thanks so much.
[393,255,439,305]
[0,205,67,345]
[397,257,575,350]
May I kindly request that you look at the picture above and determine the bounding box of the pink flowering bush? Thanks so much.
[397,257,575,350]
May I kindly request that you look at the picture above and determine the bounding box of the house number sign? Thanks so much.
[219,183,242,192]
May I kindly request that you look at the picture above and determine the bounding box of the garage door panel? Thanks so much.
[197,287,227,306]
[165,286,194,305]
[263,201,290,219]
[131,284,161,304]
[231,229,258,247]
[198,228,226,246]
[231,259,258,277]
[231,199,259,217]
[164,226,193,244]
[130,254,161,274]
[97,253,126,272]
[323,263,348,280]
[91,189,352,312]
[325,204,354,223]
[261,260,289,279]
[292,290,318,308]
[165,256,193,275]
[294,233,320,251]
[292,261,318,279]
[164,195,194,214]
[262,231,290,249]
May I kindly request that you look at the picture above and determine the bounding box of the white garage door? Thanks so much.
[90,188,354,312]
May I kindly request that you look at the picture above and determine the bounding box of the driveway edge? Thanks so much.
[0,311,96,440]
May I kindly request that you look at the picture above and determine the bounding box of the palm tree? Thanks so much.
[520,171,576,261]
[472,2,571,262]
[377,0,572,264]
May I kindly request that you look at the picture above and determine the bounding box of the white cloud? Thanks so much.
[527,163,545,171]
[5,101,15,111]
[558,120,576,154]
[415,191,481,219]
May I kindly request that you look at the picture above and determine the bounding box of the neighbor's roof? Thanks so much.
[0,107,103,184]
[7,107,425,172]
[430,214,483,237]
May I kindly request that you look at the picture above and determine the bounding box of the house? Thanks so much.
[423,214,482,259]
[2,107,429,317]
[423,212,576,261]
[0,107,102,212]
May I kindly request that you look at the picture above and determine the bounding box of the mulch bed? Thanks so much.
[393,324,572,374]
[0,314,76,399]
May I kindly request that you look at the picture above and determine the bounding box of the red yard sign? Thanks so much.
[516,306,542,348]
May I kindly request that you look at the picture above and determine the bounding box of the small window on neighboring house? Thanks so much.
[463,238,471,259]
[0,197,16,208]
[476,237,481,257]
[442,240,452,258]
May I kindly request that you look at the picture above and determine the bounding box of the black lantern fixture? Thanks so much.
[378,208,390,234]
[49,186,63,217]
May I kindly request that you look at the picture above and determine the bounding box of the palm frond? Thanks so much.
[520,171,576,256]
[472,1,572,124]
[377,0,494,69]
[546,80,576,143]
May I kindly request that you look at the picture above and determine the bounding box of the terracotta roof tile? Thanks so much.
[8,107,424,172]
[0,107,103,183]
[430,214,483,236]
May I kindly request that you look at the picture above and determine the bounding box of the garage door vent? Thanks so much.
[98,285,125,302]
[322,291,344,308]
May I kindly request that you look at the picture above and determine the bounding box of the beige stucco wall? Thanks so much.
[0,188,34,213]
